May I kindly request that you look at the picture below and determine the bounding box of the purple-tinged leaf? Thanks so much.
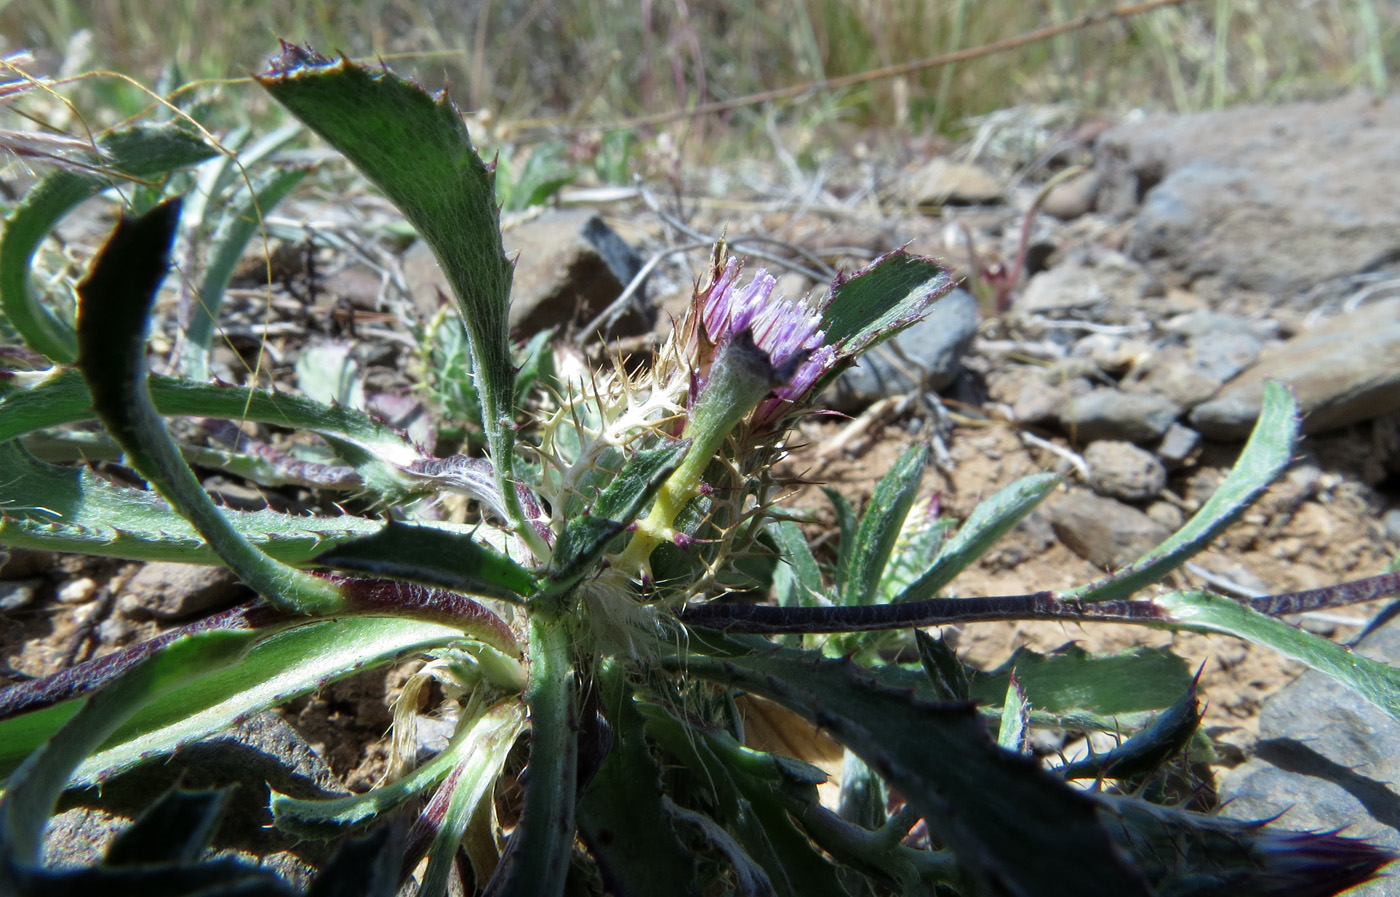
[0,630,254,868]
[0,615,468,784]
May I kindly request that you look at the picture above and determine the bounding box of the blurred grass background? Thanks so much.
[0,0,1394,154]
[0,0,1394,181]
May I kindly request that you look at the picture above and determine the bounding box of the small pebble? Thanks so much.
[1384,508,1400,543]
[56,576,98,604]
[413,714,458,766]
[1059,388,1179,443]
[96,616,136,647]
[1041,170,1101,220]
[0,579,40,611]
[1145,501,1185,531]
[1072,333,1152,375]
[1084,441,1167,501]
[1154,423,1201,469]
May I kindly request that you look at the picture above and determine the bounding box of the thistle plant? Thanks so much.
[2,43,1400,897]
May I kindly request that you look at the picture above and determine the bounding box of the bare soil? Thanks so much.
[3,103,1399,798]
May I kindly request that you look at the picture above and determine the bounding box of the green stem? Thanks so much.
[615,429,720,573]
[617,338,773,574]
[487,612,577,897]
[476,360,549,563]
[775,790,962,891]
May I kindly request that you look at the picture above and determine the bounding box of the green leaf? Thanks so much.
[1069,382,1298,602]
[257,47,540,555]
[513,329,556,404]
[876,497,949,601]
[819,252,953,356]
[643,701,843,897]
[730,795,846,897]
[837,750,886,832]
[842,443,926,606]
[0,440,383,565]
[1096,793,1393,896]
[314,520,534,603]
[770,519,826,609]
[676,637,1152,897]
[274,700,524,838]
[665,798,774,897]
[295,342,366,411]
[823,488,857,592]
[969,644,1193,727]
[1057,683,1201,782]
[0,617,466,783]
[105,788,231,866]
[546,516,626,589]
[183,165,308,380]
[578,662,698,897]
[20,428,360,491]
[0,368,422,469]
[0,630,253,868]
[545,440,690,593]
[501,142,575,211]
[894,472,1059,604]
[0,703,79,776]
[419,769,480,897]
[915,631,970,702]
[1157,589,1400,723]
[996,674,1030,754]
[0,124,215,362]
[0,368,423,502]
[639,701,742,822]
[307,822,403,897]
[773,793,957,893]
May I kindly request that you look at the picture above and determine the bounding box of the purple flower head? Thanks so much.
[690,257,837,428]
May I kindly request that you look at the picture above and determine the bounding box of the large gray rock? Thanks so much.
[0,578,40,611]
[1191,299,1400,439]
[827,287,980,410]
[46,713,346,887]
[1219,614,1400,895]
[403,208,649,338]
[1096,92,1400,296]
